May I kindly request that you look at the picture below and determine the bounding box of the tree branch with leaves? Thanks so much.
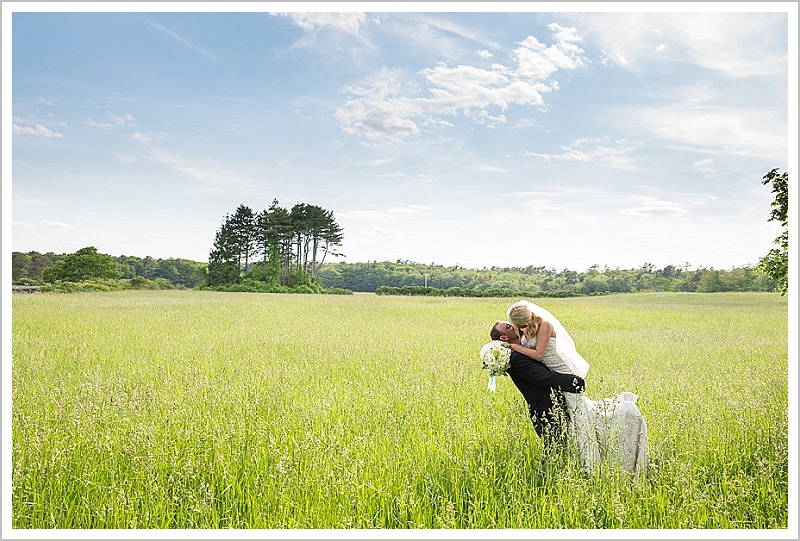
[757,168,789,296]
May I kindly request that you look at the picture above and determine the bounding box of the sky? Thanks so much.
[4,2,798,273]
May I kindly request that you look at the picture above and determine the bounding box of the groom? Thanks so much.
[490,321,586,447]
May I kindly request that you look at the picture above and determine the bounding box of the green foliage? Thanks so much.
[14,247,777,297]
[201,270,350,294]
[323,261,776,295]
[117,277,180,291]
[210,278,293,293]
[375,285,579,298]
[208,217,242,286]
[14,250,206,290]
[757,168,789,296]
[321,287,354,295]
[39,279,123,293]
[264,239,282,286]
[285,268,323,292]
[42,246,120,283]
[207,200,344,289]
[128,276,151,290]
[11,251,57,283]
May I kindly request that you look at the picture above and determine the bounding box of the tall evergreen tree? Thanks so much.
[207,216,240,285]
[256,199,290,285]
[290,203,312,274]
[309,206,344,277]
[229,204,257,276]
[208,200,344,288]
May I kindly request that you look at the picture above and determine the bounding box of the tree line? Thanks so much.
[316,260,778,295]
[10,168,789,296]
[10,249,780,295]
[12,248,206,290]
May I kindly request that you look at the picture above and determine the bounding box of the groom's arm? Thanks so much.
[509,351,586,393]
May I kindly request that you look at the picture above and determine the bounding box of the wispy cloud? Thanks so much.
[145,19,219,61]
[638,104,787,162]
[398,13,500,53]
[14,220,74,230]
[620,198,689,217]
[339,204,430,222]
[523,138,641,170]
[270,12,374,54]
[273,12,368,37]
[334,23,588,144]
[361,227,401,239]
[11,196,60,208]
[338,210,397,222]
[472,161,509,173]
[569,12,787,78]
[84,112,135,130]
[12,122,63,138]
[131,131,167,145]
[130,131,253,186]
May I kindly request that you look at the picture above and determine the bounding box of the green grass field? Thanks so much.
[10,291,789,530]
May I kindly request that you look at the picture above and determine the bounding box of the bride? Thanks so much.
[506,300,649,476]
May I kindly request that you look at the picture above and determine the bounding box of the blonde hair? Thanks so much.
[508,303,542,341]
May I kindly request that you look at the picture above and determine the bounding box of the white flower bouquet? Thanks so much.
[480,340,511,392]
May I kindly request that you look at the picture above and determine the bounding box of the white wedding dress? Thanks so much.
[512,301,649,476]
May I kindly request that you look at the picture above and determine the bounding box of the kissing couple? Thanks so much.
[487,300,649,476]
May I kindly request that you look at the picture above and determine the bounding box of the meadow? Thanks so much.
[10,290,790,531]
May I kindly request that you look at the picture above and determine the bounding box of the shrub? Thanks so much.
[39,280,123,293]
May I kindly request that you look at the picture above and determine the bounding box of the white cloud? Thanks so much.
[12,123,63,138]
[84,113,134,130]
[334,24,588,144]
[36,220,75,230]
[677,12,787,77]
[131,131,167,144]
[638,104,787,162]
[390,204,429,213]
[339,210,398,222]
[620,198,689,217]
[618,192,718,218]
[340,205,429,223]
[362,227,401,239]
[111,113,133,125]
[523,138,641,170]
[146,148,253,186]
[472,161,509,173]
[84,119,117,130]
[274,12,368,37]
[130,131,253,186]
[569,12,787,78]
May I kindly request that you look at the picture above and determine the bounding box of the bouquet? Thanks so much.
[479,340,511,392]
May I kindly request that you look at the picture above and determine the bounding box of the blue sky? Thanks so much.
[4,3,797,272]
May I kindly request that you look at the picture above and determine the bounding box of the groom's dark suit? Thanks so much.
[506,350,586,444]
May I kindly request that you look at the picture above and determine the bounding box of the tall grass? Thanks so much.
[11,291,789,530]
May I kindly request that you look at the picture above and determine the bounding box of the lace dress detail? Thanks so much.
[522,335,587,378]
[521,334,648,476]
